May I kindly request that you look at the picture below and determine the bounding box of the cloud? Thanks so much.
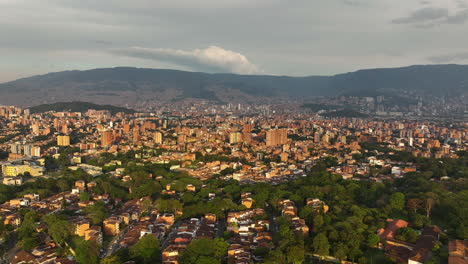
[427,52,468,63]
[339,0,362,6]
[111,46,261,74]
[457,0,468,8]
[94,40,113,45]
[445,8,468,23]
[392,7,449,24]
[392,4,468,27]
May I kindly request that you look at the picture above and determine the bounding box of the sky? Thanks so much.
[1,0,468,82]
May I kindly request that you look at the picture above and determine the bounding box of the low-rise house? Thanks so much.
[408,226,441,264]
[306,198,329,213]
[85,228,103,245]
[448,240,468,264]
[4,213,22,227]
[3,176,23,186]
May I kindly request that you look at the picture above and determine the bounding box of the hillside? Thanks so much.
[1,65,467,107]
[29,102,135,114]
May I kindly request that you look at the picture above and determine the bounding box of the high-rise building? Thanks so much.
[57,135,70,146]
[242,132,252,144]
[31,123,40,134]
[101,130,113,147]
[266,128,288,146]
[340,135,347,144]
[322,134,329,144]
[132,129,140,142]
[62,124,69,134]
[154,132,163,144]
[314,132,321,143]
[229,132,243,144]
[31,146,41,157]
[53,118,60,129]
[23,144,32,156]
[10,143,22,154]
[243,123,252,133]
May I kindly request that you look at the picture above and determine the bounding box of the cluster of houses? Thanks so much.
[162,214,217,264]
[119,212,171,248]
[279,199,310,236]
[12,242,75,264]
[226,208,272,264]
[376,218,468,264]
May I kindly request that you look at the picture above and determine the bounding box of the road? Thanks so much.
[216,219,225,238]
[265,203,278,233]
[103,222,134,258]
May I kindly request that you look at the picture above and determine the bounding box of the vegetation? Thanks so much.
[321,109,369,118]
[0,140,466,263]
[129,235,161,264]
[29,101,135,115]
[179,238,228,264]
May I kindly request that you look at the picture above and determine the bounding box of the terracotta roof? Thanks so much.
[12,250,36,264]
[449,240,468,264]
[378,219,409,241]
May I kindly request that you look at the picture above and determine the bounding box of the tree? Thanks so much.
[84,202,108,225]
[334,243,348,261]
[154,199,183,213]
[80,192,91,202]
[312,214,324,233]
[179,238,228,264]
[424,193,437,218]
[75,239,98,264]
[19,237,40,251]
[253,247,270,258]
[395,227,418,244]
[389,192,405,211]
[406,198,423,214]
[129,234,161,264]
[367,233,380,248]
[140,198,153,213]
[44,156,59,171]
[287,245,305,264]
[263,249,287,264]
[17,211,40,242]
[43,214,73,246]
[131,181,161,199]
[312,233,330,257]
[100,255,122,264]
[57,179,71,192]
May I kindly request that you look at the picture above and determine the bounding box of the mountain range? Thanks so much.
[0,64,467,107]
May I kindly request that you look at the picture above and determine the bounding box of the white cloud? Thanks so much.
[112,46,261,74]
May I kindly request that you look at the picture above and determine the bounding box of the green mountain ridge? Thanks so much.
[0,64,467,107]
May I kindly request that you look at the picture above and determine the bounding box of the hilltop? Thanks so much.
[0,64,467,107]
